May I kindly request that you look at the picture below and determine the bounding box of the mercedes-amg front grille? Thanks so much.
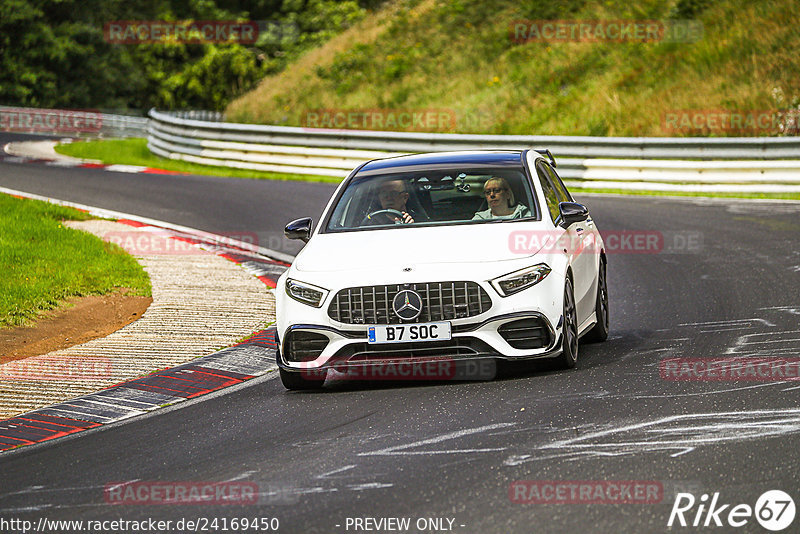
[328,282,492,325]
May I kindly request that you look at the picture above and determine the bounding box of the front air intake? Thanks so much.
[284,331,329,362]
[497,317,551,349]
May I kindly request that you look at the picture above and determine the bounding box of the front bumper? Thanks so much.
[276,310,563,373]
[276,265,567,374]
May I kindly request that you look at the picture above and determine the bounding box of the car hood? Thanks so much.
[293,222,552,273]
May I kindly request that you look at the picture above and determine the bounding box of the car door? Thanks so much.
[537,161,595,325]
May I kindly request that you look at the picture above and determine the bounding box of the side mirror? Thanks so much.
[285,217,313,242]
[558,202,589,227]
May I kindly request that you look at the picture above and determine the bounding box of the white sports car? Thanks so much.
[275,150,608,389]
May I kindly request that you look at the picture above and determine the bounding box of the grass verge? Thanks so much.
[227,0,800,137]
[0,194,152,329]
[571,188,800,200]
[55,138,339,183]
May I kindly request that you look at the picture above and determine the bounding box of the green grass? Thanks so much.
[0,194,152,329]
[55,138,339,183]
[572,188,800,200]
[227,0,800,137]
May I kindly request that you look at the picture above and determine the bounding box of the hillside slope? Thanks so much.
[227,0,799,137]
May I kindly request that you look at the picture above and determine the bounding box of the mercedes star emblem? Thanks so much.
[392,290,423,321]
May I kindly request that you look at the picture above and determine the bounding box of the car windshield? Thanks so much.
[324,167,538,231]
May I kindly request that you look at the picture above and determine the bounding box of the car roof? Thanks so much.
[357,150,528,175]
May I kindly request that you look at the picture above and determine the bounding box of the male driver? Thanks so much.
[372,179,418,224]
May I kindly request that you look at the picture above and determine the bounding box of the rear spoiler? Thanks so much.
[534,149,557,168]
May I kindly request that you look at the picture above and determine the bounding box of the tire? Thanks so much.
[557,277,579,369]
[584,258,609,343]
[275,333,326,390]
[279,367,326,390]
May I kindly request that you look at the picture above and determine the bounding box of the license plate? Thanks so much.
[367,322,452,344]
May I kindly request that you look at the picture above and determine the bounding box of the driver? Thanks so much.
[367,179,420,225]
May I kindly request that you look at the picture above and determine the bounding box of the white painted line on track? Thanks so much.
[503,408,800,465]
[678,318,776,327]
[359,422,516,457]
[105,164,149,173]
[317,465,357,479]
[347,483,394,491]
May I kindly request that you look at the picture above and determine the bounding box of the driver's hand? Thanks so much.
[400,211,415,224]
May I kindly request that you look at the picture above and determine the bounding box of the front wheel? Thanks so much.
[556,277,579,369]
[279,367,326,390]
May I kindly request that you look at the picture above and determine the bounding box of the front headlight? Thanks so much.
[286,279,329,307]
[490,264,552,297]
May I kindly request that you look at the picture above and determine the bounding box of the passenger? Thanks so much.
[368,179,423,224]
[472,177,531,220]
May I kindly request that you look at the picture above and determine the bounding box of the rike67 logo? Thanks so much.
[668,490,795,531]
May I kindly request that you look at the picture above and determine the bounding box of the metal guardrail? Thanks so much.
[147,108,800,192]
[162,110,224,122]
[0,106,149,138]
[98,113,149,138]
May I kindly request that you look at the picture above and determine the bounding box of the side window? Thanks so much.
[536,163,560,222]
[544,163,572,203]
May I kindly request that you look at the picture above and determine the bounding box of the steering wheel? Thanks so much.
[361,208,407,225]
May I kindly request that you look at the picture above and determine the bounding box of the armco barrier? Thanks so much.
[0,106,149,138]
[98,113,149,138]
[148,109,800,192]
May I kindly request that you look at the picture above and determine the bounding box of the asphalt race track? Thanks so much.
[2,135,800,533]
[0,133,336,257]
